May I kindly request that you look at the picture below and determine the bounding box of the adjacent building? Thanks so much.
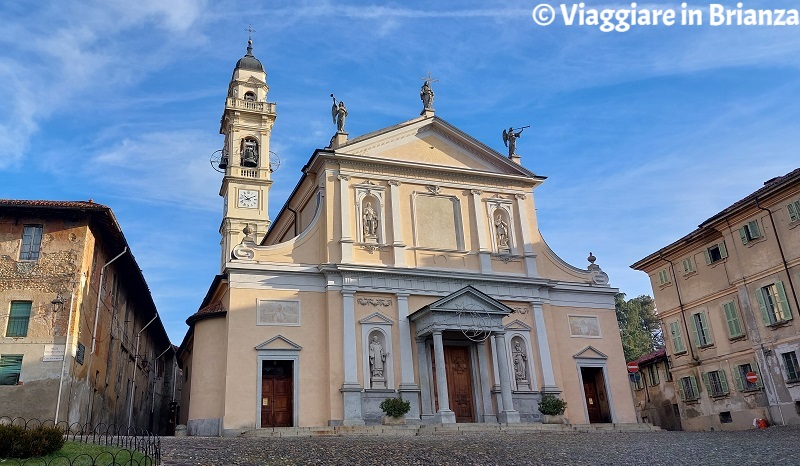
[629,348,682,431]
[0,200,177,433]
[632,168,800,430]
[178,41,636,436]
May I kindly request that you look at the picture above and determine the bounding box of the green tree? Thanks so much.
[615,293,663,362]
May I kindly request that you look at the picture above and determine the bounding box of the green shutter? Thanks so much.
[677,378,686,401]
[719,241,728,259]
[739,227,748,245]
[723,302,742,337]
[671,321,685,353]
[699,312,712,345]
[689,376,699,399]
[0,355,23,385]
[702,372,711,394]
[690,314,701,348]
[718,370,729,394]
[704,249,712,265]
[756,288,771,325]
[748,220,760,239]
[789,202,800,222]
[7,302,32,337]
[733,365,744,391]
[775,281,792,321]
[753,362,764,388]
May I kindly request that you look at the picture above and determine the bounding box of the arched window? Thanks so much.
[244,91,256,102]
[240,138,259,167]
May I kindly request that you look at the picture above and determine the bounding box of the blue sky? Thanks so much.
[2,0,798,343]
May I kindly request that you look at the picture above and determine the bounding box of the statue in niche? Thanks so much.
[512,340,528,382]
[369,336,387,388]
[330,94,348,132]
[363,201,379,240]
[495,215,510,251]
[241,139,259,167]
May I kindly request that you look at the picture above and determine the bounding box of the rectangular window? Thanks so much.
[788,200,800,222]
[756,281,793,325]
[678,375,699,401]
[782,352,800,382]
[664,359,674,382]
[722,301,744,339]
[647,364,660,386]
[19,225,43,261]
[658,269,671,286]
[738,220,761,244]
[733,362,763,391]
[669,321,686,354]
[682,257,695,275]
[704,241,728,265]
[6,301,32,337]
[0,355,23,385]
[702,370,729,397]
[632,372,644,390]
[691,311,713,347]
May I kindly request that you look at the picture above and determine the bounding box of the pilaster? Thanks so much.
[515,193,538,277]
[416,338,434,419]
[471,189,492,273]
[388,180,406,267]
[340,290,364,425]
[533,303,558,392]
[494,332,521,423]
[338,174,354,263]
[396,293,420,419]
[432,331,456,424]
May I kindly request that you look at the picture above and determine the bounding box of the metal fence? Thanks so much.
[0,417,160,466]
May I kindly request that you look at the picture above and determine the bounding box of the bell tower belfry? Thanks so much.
[218,38,276,268]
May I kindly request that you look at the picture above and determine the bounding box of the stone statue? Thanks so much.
[331,94,348,132]
[363,202,378,239]
[369,335,387,379]
[495,216,509,250]
[512,341,527,381]
[502,126,528,158]
[420,81,434,109]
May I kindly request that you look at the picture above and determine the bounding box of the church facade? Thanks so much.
[177,41,636,435]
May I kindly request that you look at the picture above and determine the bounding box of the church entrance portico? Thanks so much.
[409,286,520,424]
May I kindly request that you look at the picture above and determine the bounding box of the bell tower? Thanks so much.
[218,38,276,268]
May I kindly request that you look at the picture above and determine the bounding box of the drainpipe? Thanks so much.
[754,197,794,427]
[54,291,75,424]
[660,253,698,363]
[128,313,158,430]
[85,247,128,425]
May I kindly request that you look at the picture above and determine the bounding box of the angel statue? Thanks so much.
[502,125,529,158]
[331,94,348,133]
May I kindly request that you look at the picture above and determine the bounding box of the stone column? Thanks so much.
[432,331,456,424]
[340,290,364,425]
[416,338,434,419]
[476,340,497,423]
[533,303,558,392]
[396,293,420,419]
[494,332,520,423]
[515,193,538,277]
[338,174,353,263]
[471,189,492,273]
[388,180,406,267]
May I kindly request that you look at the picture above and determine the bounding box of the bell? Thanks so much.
[218,154,228,169]
[242,146,258,167]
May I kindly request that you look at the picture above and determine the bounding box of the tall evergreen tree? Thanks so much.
[615,293,663,362]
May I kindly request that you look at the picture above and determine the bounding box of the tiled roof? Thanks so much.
[0,199,109,210]
[632,348,667,366]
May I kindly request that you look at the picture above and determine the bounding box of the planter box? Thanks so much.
[382,415,407,425]
[542,414,564,424]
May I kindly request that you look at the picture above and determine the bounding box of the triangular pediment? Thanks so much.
[505,319,532,331]
[255,335,302,351]
[573,346,608,360]
[337,116,539,179]
[359,312,394,325]
[413,286,514,317]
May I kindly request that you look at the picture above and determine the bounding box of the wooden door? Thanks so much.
[433,345,475,423]
[583,379,602,423]
[261,360,293,427]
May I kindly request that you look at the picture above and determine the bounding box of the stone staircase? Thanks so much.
[239,422,661,438]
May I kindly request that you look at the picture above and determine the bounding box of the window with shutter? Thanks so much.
[680,376,699,401]
[19,225,43,261]
[670,321,686,353]
[757,282,793,325]
[0,355,23,385]
[703,370,729,396]
[691,311,713,347]
[682,257,695,274]
[722,301,744,338]
[781,352,800,382]
[739,220,762,245]
[705,242,727,264]
[6,302,32,337]
[788,200,800,222]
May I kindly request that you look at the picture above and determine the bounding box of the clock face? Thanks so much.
[238,189,258,208]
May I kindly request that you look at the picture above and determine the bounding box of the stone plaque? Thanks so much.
[568,315,601,338]
[43,344,65,362]
[257,300,300,326]
[415,195,461,250]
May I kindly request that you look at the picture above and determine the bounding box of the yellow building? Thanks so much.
[632,168,800,430]
[178,41,636,435]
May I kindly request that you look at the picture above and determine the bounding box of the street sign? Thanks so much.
[627,362,639,373]
[746,371,758,384]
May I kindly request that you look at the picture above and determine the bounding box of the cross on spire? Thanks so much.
[245,25,256,41]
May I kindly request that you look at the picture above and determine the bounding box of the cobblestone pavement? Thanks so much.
[160,426,800,466]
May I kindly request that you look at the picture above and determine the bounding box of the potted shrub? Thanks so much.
[538,394,567,424]
[380,397,411,425]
